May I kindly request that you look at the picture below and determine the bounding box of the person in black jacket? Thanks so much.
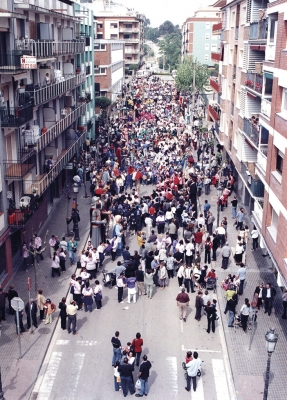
[212,233,220,261]
[262,283,276,316]
[58,297,67,330]
[205,301,216,333]
[25,299,38,329]
[118,357,135,397]
[227,294,237,327]
[7,284,18,315]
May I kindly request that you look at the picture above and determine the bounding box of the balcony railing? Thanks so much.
[123,39,139,43]
[0,103,33,127]
[243,117,259,146]
[24,131,87,197]
[36,102,86,152]
[249,20,268,40]
[15,39,85,58]
[245,72,263,93]
[261,98,271,118]
[220,30,225,41]
[212,22,222,34]
[241,162,264,197]
[208,104,220,121]
[209,78,221,92]
[119,28,139,33]
[26,72,86,106]
[4,161,35,181]
[0,52,22,72]
[211,52,221,62]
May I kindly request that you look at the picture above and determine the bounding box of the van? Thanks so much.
[136,70,149,78]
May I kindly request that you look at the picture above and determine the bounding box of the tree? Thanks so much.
[129,64,138,71]
[175,56,210,92]
[159,33,181,70]
[95,97,111,110]
[145,27,160,43]
[144,18,151,27]
[159,20,176,36]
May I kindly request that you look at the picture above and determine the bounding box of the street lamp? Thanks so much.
[263,327,278,400]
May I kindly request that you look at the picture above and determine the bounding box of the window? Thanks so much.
[96,34,103,39]
[97,23,103,29]
[94,67,107,75]
[125,24,132,29]
[94,43,106,51]
[241,7,246,25]
[205,44,209,50]
[269,19,277,43]
[231,11,236,27]
[282,88,287,113]
[110,23,118,29]
[206,22,210,29]
[276,149,283,174]
[239,49,243,68]
[204,54,209,61]
[110,34,118,39]
[211,44,217,52]
[268,206,278,242]
[205,33,210,40]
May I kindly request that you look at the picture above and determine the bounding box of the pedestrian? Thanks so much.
[183,264,193,293]
[118,357,135,397]
[37,289,46,321]
[82,281,93,312]
[49,235,56,258]
[135,355,152,397]
[66,300,78,335]
[67,237,78,265]
[251,225,259,250]
[236,263,247,295]
[51,251,61,277]
[44,298,56,324]
[70,276,83,310]
[131,332,143,367]
[34,233,44,261]
[0,288,7,323]
[113,361,122,392]
[282,288,287,319]
[212,233,220,261]
[227,294,237,327]
[94,280,103,309]
[7,284,18,315]
[204,237,212,264]
[235,208,246,230]
[240,298,250,333]
[177,264,185,287]
[176,287,190,322]
[25,299,38,329]
[59,248,66,272]
[117,272,126,303]
[195,291,203,321]
[58,297,67,330]
[111,331,122,366]
[159,262,167,289]
[231,196,238,219]
[126,275,137,304]
[22,242,29,271]
[145,269,155,299]
[166,253,175,278]
[136,265,146,296]
[221,241,231,269]
[262,283,276,316]
[254,283,264,310]
[205,300,216,333]
[185,351,202,392]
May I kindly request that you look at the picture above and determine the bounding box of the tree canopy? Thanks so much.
[145,27,160,43]
[175,56,210,92]
[145,20,181,43]
[158,33,181,70]
[95,97,111,109]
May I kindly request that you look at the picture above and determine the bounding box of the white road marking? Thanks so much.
[180,319,183,333]
[212,359,230,399]
[166,356,178,395]
[63,353,85,400]
[181,345,221,353]
[37,352,62,400]
[56,340,100,346]
[56,340,70,345]
[191,375,204,400]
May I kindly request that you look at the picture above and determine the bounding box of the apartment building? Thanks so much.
[92,0,145,68]
[209,0,287,285]
[94,39,125,100]
[0,0,94,284]
[181,7,221,66]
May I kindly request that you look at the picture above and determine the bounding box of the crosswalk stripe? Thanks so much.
[166,356,178,395]
[56,340,100,346]
[212,359,230,399]
[62,353,85,400]
[191,375,204,400]
[37,352,62,400]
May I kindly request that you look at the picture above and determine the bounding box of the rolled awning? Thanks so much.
[12,72,27,81]
[264,72,273,80]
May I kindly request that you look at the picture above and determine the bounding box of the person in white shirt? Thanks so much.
[49,235,56,258]
[92,248,100,273]
[94,280,103,309]
[86,253,96,279]
[251,225,259,251]
[60,237,68,252]
[185,241,194,266]
[145,215,153,238]
[177,264,185,287]
[51,252,60,277]
[159,263,167,289]
[185,351,202,392]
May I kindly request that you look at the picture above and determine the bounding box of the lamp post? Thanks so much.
[71,184,80,241]
[263,327,278,400]
[27,231,48,295]
[63,184,71,236]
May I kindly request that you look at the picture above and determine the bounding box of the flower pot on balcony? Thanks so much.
[41,126,47,134]
[78,126,85,131]
[76,67,81,74]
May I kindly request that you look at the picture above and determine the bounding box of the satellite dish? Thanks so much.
[7,191,13,199]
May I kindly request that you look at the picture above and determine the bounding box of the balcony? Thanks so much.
[261,98,271,118]
[4,161,35,181]
[241,162,264,197]
[245,72,263,94]
[24,131,87,197]
[15,39,85,59]
[0,52,23,72]
[208,104,220,121]
[26,72,86,106]
[220,30,225,42]
[249,20,268,41]
[0,103,33,127]
[257,150,267,176]
[243,117,260,146]
[211,52,221,62]
[212,22,222,34]
[119,28,139,33]
[123,39,139,43]
[209,78,221,92]
[36,102,86,152]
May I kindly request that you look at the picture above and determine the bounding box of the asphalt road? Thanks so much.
[31,190,235,400]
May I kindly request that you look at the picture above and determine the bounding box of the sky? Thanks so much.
[118,0,214,27]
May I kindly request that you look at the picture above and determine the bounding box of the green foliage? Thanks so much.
[144,18,151,27]
[144,44,154,57]
[158,20,181,36]
[175,56,210,92]
[145,27,160,43]
[95,96,111,109]
[129,64,138,71]
[159,33,181,70]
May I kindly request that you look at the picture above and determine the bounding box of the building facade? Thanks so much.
[181,7,221,66]
[209,0,287,285]
[0,0,94,284]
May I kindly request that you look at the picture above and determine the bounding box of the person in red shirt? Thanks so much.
[194,229,203,252]
[173,174,180,186]
[131,332,143,367]
[127,165,134,175]
[148,204,156,216]
[135,169,143,193]
[205,269,216,282]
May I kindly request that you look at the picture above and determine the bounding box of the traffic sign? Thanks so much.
[11,297,25,311]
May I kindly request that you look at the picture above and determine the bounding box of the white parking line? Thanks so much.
[181,345,221,353]
[166,356,178,395]
[37,352,62,400]
[63,353,85,400]
[56,340,100,346]
[212,359,230,398]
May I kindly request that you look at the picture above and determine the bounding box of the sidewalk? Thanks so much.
[1,185,92,400]
[204,186,287,400]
